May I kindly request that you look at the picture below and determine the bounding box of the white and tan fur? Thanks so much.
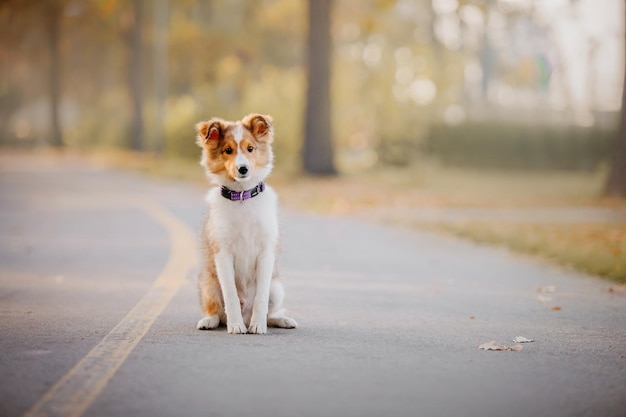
[195,113,297,334]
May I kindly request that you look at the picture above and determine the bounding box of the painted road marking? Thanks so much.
[24,197,198,417]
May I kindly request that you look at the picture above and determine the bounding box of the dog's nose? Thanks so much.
[238,166,249,175]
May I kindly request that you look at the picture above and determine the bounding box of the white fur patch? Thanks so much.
[235,151,249,169]
[228,322,247,334]
[197,315,220,330]
[232,123,244,144]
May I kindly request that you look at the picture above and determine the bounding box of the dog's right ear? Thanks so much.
[195,119,224,147]
[242,113,273,141]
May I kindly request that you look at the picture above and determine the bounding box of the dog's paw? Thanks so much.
[268,316,298,329]
[196,315,220,330]
[227,322,247,334]
[248,322,267,334]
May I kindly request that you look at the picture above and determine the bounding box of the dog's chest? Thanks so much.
[207,188,278,279]
[228,211,268,279]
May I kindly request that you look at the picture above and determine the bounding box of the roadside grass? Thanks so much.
[273,165,611,211]
[431,222,626,284]
[23,147,625,284]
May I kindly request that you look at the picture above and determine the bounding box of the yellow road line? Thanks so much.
[24,197,198,417]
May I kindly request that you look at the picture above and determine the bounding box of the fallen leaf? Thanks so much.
[537,285,557,293]
[513,336,534,343]
[469,316,475,320]
[607,285,626,294]
[478,341,505,351]
[551,306,562,311]
[478,341,523,352]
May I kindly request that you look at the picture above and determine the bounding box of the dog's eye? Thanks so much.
[247,146,254,153]
[224,147,233,155]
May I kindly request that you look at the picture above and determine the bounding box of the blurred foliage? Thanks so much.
[425,122,617,170]
[0,0,306,164]
[0,0,622,173]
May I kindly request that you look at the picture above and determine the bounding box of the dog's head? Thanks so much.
[196,114,274,187]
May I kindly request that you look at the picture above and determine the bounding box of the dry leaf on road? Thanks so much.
[607,285,626,294]
[478,341,505,350]
[478,341,523,352]
[537,285,557,293]
[513,336,534,343]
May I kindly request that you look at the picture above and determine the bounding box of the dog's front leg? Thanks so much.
[214,251,246,334]
[248,250,274,334]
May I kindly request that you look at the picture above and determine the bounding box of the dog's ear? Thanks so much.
[195,119,224,147]
[242,114,273,141]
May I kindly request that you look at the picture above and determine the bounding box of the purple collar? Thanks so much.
[221,182,265,201]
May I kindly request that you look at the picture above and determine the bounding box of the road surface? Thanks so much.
[1,152,625,417]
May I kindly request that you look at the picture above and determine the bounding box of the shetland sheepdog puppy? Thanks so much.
[194,113,297,334]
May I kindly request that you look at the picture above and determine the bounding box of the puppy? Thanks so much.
[195,113,297,334]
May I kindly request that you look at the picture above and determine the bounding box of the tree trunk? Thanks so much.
[128,0,144,151]
[605,4,626,197]
[303,0,336,175]
[605,106,626,197]
[46,0,64,148]
[153,0,168,153]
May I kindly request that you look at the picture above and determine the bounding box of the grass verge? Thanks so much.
[430,222,626,284]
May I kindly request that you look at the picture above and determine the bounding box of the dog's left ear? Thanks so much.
[196,119,224,147]
[242,114,273,141]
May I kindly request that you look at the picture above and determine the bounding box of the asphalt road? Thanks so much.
[1,152,625,417]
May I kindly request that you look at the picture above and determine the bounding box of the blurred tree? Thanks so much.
[605,2,626,197]
[45,0,64,147]
[303,0,336,175]
[0,0,26,143]
[125,0,144,151]
[152,0,168,153]
[606,122,626,196]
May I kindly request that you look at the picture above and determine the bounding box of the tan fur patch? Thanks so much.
[253,141,272,170]
[197,218,225,321]
[201,292,222,317]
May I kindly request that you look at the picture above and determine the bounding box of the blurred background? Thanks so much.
[1,0,625,281]
[1,0,624,175]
